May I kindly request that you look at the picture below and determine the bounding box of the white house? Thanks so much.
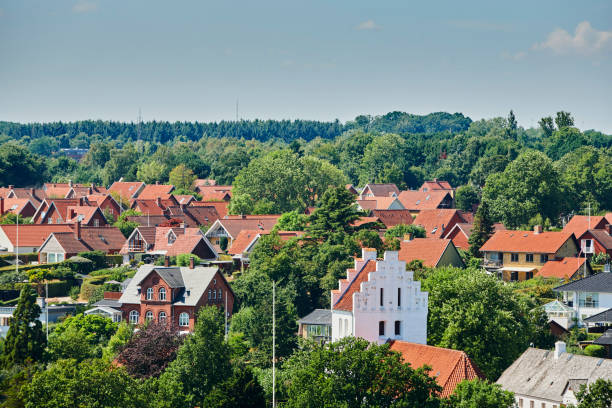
[554,269,612,326]
[331,248,428,345]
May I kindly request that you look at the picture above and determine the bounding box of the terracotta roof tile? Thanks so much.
[191,201,229,218]
[370,209,414,228]
[0,224,73,247]
[333,259,377,312]
[66,206,104,224]
[398,238,453,268]
[0,198,35,216]
[165,234,207,256]
[108,181,145,200]
[413,209,462,238]
[536,257,587,279]
[352,217,381,227]
[43,184,73,198]
[228,230,264,255]
[215,217,280,239]
[360,183,400,197]
[563,215,607,238]
[480,230,575,254]
[135,184,175,200]
[420,180,453,192]
[586,229,612,250]
[397,190,451,211]
[193,179,217,187]
[388,340,484,398]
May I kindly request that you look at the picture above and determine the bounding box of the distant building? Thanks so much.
[298,309,331,343]
[331,248,428,345]
[554,269,612,326]
[0,298,75,337]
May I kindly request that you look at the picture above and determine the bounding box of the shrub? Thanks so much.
[77,251,107,270]
[63,256,94,275]
[583,344,606,358]
[176,254,202,267]
[69,285,80,301]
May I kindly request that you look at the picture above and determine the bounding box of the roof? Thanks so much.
[165,234,212,257]
[413,209,461,238]
[228,229,265,255]
[84,306,122,315]
[136,267,185,288]
[361,183,400,197]
[480,230,574,254]
[136,184,175,200]
[543,300,575,313]
[593,329,612,346]
[41,226,126,254]
[92,299,122,308]
[496,347,612,402]
[108,181,145,199]
[210,217,280,240]
[388,340,483,398]
[536,257,587,279]
[119,265,220,306]
[173,195,195,205]
[420,180,453,191]
[333,259,377,312]
[554,272,612,293]
[199,191,231,201]
[298,309,332,326]
[193,179,216,187]
[66,206,103,224]
[398,238,456,268]
[0,224,73,247]
[397,190,451,211]
[586,229,612,250]
[43,184,72,198]
[191,201,229,218]
[564,215,607,238]
[1,198,34,215]
[165,205,220,226]
[351,217,381,228]
[583,308,612,323]
[131,199,176,215]
[49,232,90,253]
[370,209,414,228]
[3,187,46,204]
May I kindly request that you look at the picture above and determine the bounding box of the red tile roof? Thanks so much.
[585,229,612,251]
[43,184,73,198]
[191,201,229,218]
[200,191,231,202]
[413,209,462,238]
[137,184,175,200]
[45,226,126,254]
[563,215,607,238]
[535,257,587,279]
[357,197,403,210]
[1,198,35,216]
[397,190,451,211]
[108,181,145,199]
[360,183,400,197]
[333,259,377,312]
[352,217,381,227]
[388,340,484,398]
[165,234,207,256]
[0,224,74,247]
[606,213,612,225]
[215,217,280,240]
[50,232,90,253]
[228,230,266,255]
[419,180,453,192]
[193,179,217,187]
[480,230,575,254]
[370,209,414,228]
[173,195,196,205]
[398,238,454,268]
[5,188,45,205]
[130,199,173,215]
[66,206,104,224]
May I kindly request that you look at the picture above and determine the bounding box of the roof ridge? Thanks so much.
[333,259,373,309]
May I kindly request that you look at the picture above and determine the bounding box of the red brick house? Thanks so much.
[86,194,122,219]
[0,197,37,218]
[118,263,234,332]
[413,209,466,239]
[577,226,612,257]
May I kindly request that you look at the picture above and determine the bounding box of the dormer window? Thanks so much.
[168,231,176,245]
[146,287,153,300]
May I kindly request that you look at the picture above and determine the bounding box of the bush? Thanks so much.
[77,251,107,270]
[583,345,606,358]
[63,256,94,275]
[176,254,202,267]
[69,286,80,301]
[0,252,39,264]
[106,254,123,266]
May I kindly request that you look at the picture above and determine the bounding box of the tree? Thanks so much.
[574,378,612,408]
[157,307,231,407]
[505,110,517,140]
[137,160,168,184]
[469,155,509,187]
[468,201,495,258]
[273,211,308,232]
[103,322,133,360]
[0,142,48,187]
[21,358,147,408]
[539,116,555,138]
[201,367,266,408]
[117,322,182,378]
[47,325,98,362]
[384,224,426,240]
[359,133,418,188]
[455,185,480,211]
[113,209,142,238]
[1,287,45,367]
[445,379,514,408]
[50,313,118,347]
[545,127,588,161]
[300,156,347,207]
[307,186,362,243]
[482,151,562,228]
[281,337,442,408]
[555,111,574,129]
[0,213,33,225]
[169,164,196,191]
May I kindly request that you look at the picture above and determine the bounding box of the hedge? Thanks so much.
[0,253,39,265]
[5,281,73,298]
[80,275,108,301]
[106,254,123,266]
[0,262,62,274]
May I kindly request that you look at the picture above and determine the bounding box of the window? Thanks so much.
[510,271,519,282]
[511,253,519,262]
[158,311,166,322]
[168,233,175,245]
[48,253,56,263]
[212,289,217,300]
[94,219,99,227]
[208,289,212,300]
[129,310,139,324]
[579,292,599,308]
[57,218,61,223]
[48,218,53,224]
[179,312,189,327]
[378,321,385,336]
[57,253,64,262]
[530,401,534,408]
[145,311,154,322]
[159,287,166,301]
[380,288,384,306]
[394,321,401,336]
[146,287,154,300]
[526,253,534,262]
[526,271,533,280]
[218,288,222,300]
[397,288,401,307]
[540,254,549,263]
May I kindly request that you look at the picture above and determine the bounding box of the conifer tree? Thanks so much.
[1,286,46,367]
[468,201,495,258]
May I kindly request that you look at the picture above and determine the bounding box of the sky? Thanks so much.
[0,0,611,132]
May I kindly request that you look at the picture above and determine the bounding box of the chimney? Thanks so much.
[79,197,84,206]
[534,225,543,234]
[8,185,13,190]
[189,256,195,269]
[606,224,612,236]
[68,179,73,187]
[0,197,4,215]
[156,197,162,208]
[75,220,81,240]
[164,256,169,267]
[156,181,159,185]
[554,341,566,359]
[30,188,35,197]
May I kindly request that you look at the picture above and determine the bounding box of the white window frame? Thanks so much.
[146,287,154,300]
[145,311,154,322]
[129,310,139,324]
[158,311,166,322]
[179,312,189,327]
[159,287,166,301]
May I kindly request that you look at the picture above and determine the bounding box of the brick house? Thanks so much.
[118,262,234,332]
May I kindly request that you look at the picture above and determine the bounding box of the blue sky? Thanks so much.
[1,0,611,131]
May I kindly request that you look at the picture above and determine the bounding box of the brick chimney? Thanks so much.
[164,256,169,267]
[75,220,81,240]
[189,256,195,269]
[8,185,13,190]
[0,197,4,215]
[534,225,543,234]
[79,197,84,206]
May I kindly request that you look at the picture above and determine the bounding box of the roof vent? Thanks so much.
[597,359,604,366]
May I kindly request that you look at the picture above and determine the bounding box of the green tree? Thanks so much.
[446,379,514,408]
[455,185,480,211]
[307,186,362,243]
[539,116,555,138]
[300,156,347,208]
[102,144,139,186]
[555,111,574,129]
[574,378,612,408]
[468,201,495,258]
[469,155,509,187]
[201,367,266,408]
[113,209,142,238]
[384,224,426,240]
[47,325,97,362]
[282,337,442,408]
[545,127,588,161]
[482,151,562,228]
[1,287,46,367]
[0,142,48,187]
[157,307,231,408]
[273,211,308,232]
[0,213,33,225]
[168,164,196,191]
[359,133,418,188]
[51,313,118,346]
[137,160,168,184]
[505,110,517,140]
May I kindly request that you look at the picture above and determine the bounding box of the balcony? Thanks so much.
[128,245,145,252]
[482,259,502,269]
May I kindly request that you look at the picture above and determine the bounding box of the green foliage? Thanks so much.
[113,209,142,238]
[175,253,201,267]
[0,213,33,225]
[1,287,45,367]
[137,160,168,184]
[102,322,134,360]
[50,313,118,348]
[47,325,98,362]
[64,255,94,275]
[281,337,442,407]
[0,142,47,187]
[468,200,495,258]
[168,164,196,191]
[446,379,514,408]
[219,236,228,252]
[274,211,308,232]
[384,224,426,240]
[76,250,108,270]
[574,378,612,408]
[455,185,480,211]
[202,367,266,408]
[307,186,362,242]
[583,344,606,358]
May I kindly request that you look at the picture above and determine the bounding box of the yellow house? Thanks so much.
[480,226,578,282]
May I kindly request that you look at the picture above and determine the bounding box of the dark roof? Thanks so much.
[298,309,332,326]
[554,272,612,293]
[583,308,612,323]
[588,229,612,250]
[594,329,612,345]
[154,267,185,288]
[93,299,122,308]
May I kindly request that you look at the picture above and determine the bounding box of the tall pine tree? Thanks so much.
[306,186,362,243]
[468,200,495,258]
[1,286,46,367]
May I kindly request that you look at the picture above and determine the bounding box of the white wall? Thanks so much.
[331,310,353,342]
[515,394,562,408]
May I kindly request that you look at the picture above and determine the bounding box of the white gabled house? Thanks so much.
[331,248,428,345]
[554,268,612,326]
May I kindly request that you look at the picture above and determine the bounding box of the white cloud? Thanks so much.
[500,51,527,61]
[72,1,98,13]
[533,21,612,55]
[356,20,381,31]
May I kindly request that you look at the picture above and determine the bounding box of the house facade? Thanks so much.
[554,270,612,326]
[331,248,428,345]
